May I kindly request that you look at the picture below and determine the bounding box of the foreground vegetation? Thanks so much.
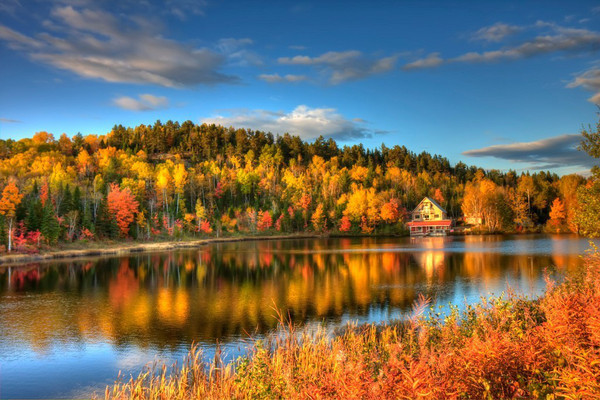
[0,118,599,254]
[104,248,600,399]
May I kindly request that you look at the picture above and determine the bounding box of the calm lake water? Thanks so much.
[0,234,597,399]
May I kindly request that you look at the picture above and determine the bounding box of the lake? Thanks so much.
[0,234,596,399]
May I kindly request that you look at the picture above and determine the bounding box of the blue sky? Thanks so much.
[0,0,599,174]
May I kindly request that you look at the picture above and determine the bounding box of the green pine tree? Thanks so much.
[59,184,73,216]
[41,202,60,244]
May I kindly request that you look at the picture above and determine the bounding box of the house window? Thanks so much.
[415,214,420,219]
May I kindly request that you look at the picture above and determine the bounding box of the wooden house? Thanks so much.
[406,197,453,236]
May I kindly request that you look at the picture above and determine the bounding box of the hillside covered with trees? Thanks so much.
[0,119,598,253]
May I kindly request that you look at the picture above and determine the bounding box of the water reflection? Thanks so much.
[0,236,590,354]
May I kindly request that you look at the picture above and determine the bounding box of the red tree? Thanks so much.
[339,216,352,232]
[107,183,139,237]
[257,211,273,231]
[199,220,213,234]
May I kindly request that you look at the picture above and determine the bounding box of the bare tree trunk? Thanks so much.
[7,219,13,252]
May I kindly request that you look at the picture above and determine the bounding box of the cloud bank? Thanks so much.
[258,73,308,83]
[568,67,600,104]
[201,105,374,141]
[404,23,600,70]
[0,5,237,87]
[463,134,596,170]
[0,118,22,123]
[278,50,397,84]
[472,23,523,42]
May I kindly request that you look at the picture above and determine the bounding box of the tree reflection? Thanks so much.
[0,236,586,353]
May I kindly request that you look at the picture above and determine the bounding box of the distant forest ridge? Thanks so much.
[0,120,566,183]
[0,119,597,253]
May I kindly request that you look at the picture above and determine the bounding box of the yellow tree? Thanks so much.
[76,149,92,177]
[156,166,172,215]
[350,165,368,184]
[462,181,483,226]
[172,163,188,217]
[558,174,584,232]
[344,186,381,232]
[479,179,504,232]
[0,181,23,252]
[32,131,55,145]
[195,202,207,232]
[517,175,536,218]
[462,179,508,231]
[311,203,326,232]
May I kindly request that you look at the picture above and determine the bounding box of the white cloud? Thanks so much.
[216,38,262,67]
[463,133,595,170]
[278,50,397,84]
[201,105,374,141]
[165,0,207,19]
[258,73,308,83]
[0,25,43,49]
[216,38,253,53]
[567,67,600,104]
[0,5,237,87]
[472,23,522,42]
[403,53,443,70]
[403,23,600,70]
[113,94,169,111]
[0,118,22,123]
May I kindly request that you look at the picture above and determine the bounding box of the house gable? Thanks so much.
[411,197,446,221]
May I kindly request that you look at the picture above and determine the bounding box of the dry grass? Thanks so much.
[104,248,600,399]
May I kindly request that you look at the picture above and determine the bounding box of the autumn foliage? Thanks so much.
[0,180,23,252]
[339,216,352,232]
[256,210,273,231]
[0,181,22,219]
[0,117,597,251]
[548,197,566,232]
[199,220,212,234]
[107,184,139,237]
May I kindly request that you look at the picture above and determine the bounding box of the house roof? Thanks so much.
[413,196,446,214]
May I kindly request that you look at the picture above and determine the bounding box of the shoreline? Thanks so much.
[0,231,574,267]
[0,233,327,267]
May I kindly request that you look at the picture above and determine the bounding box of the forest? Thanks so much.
[0,119,598,253]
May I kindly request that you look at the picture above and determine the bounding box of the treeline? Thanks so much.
[0,119,598,252]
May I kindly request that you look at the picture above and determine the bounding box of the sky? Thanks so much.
[0,0,599,175]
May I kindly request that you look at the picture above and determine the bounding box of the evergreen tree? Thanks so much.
[82,200,94,231]
[41,202,60,244]
[25,199,43,232]
[59,184,73,216]
[96,198,118,239]
[72,186,82,224]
